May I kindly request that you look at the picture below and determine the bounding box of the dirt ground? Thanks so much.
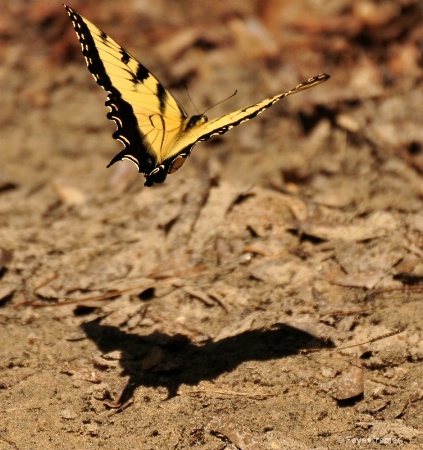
[1,0,423,449]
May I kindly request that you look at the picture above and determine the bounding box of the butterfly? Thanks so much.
[65,5,329,187]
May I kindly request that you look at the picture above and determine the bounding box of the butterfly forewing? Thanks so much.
[65,5,188,174]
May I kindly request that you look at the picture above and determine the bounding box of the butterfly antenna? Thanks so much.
[202,90,237,116]
[183,84,201,116]
[184,85,238,116]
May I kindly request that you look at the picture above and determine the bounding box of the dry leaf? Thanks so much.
[54,182,87,206]
[334,354,364,400]
[300,211,398,242]
[325,269,385,289]
[208,416,265,450]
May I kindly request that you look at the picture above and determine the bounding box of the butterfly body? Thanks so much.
[64,5,329,187]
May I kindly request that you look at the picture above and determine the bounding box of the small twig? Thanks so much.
[302,328,404,354]
[185,388,279,400]
[33,272,59,292]
[18,283,155,308]
[104,383,134,413]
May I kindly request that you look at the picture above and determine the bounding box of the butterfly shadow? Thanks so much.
[80,319,333,407]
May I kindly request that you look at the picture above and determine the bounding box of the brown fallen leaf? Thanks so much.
[325,269,385,289]
[154,26,202,61]
[100,302,146,328]
[334,354,364,401]
[60,363,101,383]
[215,237,233,266]
[0,247,13,267]
[54,182,87,206]
[189,182,253,252]
[229,16,278,59]
[0,283,15,304]
[299,211,398,242]
[208,416,265,450]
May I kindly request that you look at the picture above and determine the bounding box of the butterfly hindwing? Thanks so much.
[65,5,329,186]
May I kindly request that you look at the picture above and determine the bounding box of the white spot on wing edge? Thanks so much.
[122,155,140,168]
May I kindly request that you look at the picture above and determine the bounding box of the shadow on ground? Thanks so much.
[81,320,334,403]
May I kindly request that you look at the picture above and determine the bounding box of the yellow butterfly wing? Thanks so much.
[65,5,189,185]
[172,73,330,158]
